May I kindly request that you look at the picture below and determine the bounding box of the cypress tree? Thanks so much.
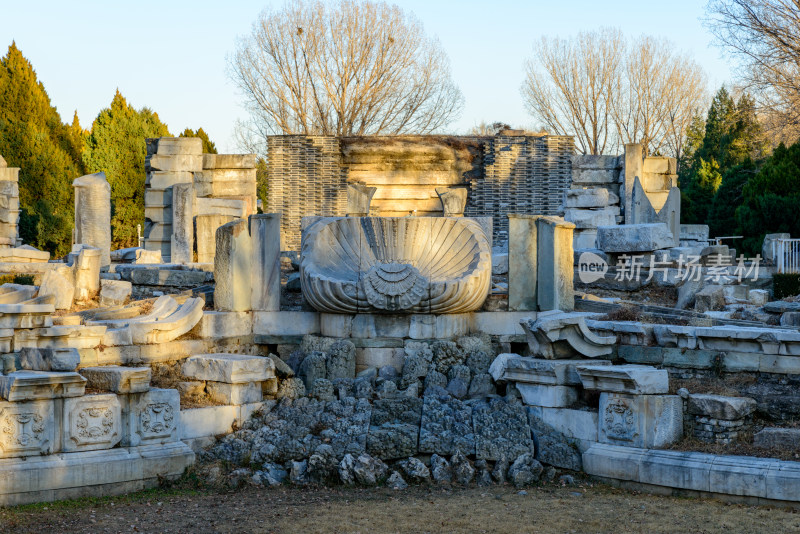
[83,90,170,248]
[179,127,217,154]
[0,42,83,255]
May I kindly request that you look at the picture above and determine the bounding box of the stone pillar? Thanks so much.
[214,219,252,311]
[508,214,540,311]
[250,213,281,311]
[72,172,111,268]
[623,143,643,224]
[0,155,20,248]
[436,187,467,217]
[196,214,235,264]
[346,183,376,216]
[536,216,575,312]
[72,246,102,302]
[171,183,195,264]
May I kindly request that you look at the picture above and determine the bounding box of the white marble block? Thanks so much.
[171,183,196,264]
[250,214,281,311]
[62,394,122,452]
[577,364,669,394]
[517,383,578,408]
[123,388,180,446]
[181,353,273,383]
[0,399,56,458]
[0,371,86,401]
[73,172,111,268]
[214,219,252,311]
[80,366,151,394]
[599,392,683,448]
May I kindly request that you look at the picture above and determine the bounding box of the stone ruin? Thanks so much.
[0,134,798,507]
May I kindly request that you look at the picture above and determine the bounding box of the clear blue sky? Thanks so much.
[1,0,732,152]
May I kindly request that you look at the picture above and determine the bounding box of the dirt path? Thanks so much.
[2,482,799,534]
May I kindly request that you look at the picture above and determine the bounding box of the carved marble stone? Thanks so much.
[300,216,492,314]
[598,392,683,448]
[62,394,121,452]
[123,388,179,446]
[521,311,616,359]
[0,400,55,458]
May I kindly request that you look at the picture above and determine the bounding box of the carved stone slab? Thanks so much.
[62,394,121,452]
[598,392,682,448]
[0,371,86,401]
[123,388,179,447]
[0,400,55,458]
[576,364,669,394]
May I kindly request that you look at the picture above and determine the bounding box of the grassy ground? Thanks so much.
[2,479,800,534]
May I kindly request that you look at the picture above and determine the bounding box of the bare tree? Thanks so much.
[613,36,707,159]
[229,0,463,143]
[521,30,707,156]
[522,28,624,155]
[705,0,800,143]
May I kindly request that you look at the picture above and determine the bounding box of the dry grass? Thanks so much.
[669,376,753,397]
[3,483,800,533]
[667,435,800,462]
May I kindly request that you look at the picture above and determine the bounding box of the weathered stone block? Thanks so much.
[182,354,273,383]
[62,394,122,452]
[599,393,683,448]
[595,223,674,253]
[206,381,262,405]
[576,364,669,394]
[0,371,86,401]
[516,384,578,407]
[99,280,132,307]
[214,219,252,311]
[250,214,281,312]
[687,394,756,420]
[18,348,80,372]
[123,388,180,446]
[80,366,151,394]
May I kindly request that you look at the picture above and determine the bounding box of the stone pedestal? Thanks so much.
[250,214,281,311]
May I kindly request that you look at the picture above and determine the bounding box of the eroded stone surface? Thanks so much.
[80,366,151,394]
[182,354,274,384]
[62,394,121,452]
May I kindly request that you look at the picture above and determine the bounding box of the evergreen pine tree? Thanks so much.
[83,90,170,248]
[0,42,83,255]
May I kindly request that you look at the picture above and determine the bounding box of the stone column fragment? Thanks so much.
[623,143,643,224]
[73,172,111,268]
[508,214,540,311]
[536,216,575,312]
[346,183,376,216]
[250,213,281,311]
[171,183,196,264]
[214,219,252,312]
[436,187,468,217]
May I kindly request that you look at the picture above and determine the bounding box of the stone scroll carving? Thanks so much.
[300,216,492,314]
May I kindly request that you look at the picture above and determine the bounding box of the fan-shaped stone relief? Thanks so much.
[300,216,491,314]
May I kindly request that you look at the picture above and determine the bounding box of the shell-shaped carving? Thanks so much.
[300,216,492,314]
